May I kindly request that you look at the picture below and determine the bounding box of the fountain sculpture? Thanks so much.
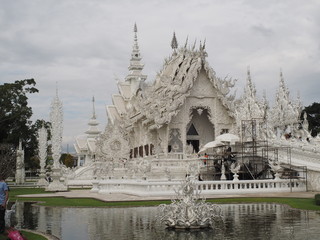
[158,177,222,229]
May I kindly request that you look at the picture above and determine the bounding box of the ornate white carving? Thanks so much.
[50,92,63,169]
[96,122,130,164]
[15,140,25,185]
[37,126,48,186]
[268,71,303,138]
[46,90,68,191]
[157,177,222,229]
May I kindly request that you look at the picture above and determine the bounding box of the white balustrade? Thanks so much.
[91,178,306,196]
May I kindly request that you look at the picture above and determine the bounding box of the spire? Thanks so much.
[134,22,137,33]
[279,69,289,99]
[171,32,178,50]
[280,68,285,89]
[91,96,96,120]
[85,96,101,138]
[125,23,147,95]
[245,66,256,97]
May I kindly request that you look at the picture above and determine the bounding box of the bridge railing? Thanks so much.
[91,178,307,196]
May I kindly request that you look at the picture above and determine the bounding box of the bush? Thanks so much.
[315,194,320,205]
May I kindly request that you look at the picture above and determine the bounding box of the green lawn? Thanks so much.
[8,187,320,211]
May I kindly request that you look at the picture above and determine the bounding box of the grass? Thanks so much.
[20,230,47,240]
[8,188,320,211]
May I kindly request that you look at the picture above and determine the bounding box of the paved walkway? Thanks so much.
[18,190,319,202]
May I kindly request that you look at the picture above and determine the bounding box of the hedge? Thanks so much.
[315,194,320,205]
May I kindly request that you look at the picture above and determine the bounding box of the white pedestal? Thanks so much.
[45,168,68,191]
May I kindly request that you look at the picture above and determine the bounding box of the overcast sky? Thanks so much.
[1,0,319,152]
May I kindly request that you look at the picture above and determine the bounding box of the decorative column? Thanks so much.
[46,90,68,191]
[15,140,25,185]
[37,125,48,186]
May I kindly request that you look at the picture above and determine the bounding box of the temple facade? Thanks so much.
[68,25,320,192]
[96,25,238,166]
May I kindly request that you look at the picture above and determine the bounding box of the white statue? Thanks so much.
[15,140,25,185]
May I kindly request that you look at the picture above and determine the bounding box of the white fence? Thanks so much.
[91,178,307,197]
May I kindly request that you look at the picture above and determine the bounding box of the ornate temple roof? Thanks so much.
[106,29,236,130]
[134,44,235,129]
[105,26,304,137]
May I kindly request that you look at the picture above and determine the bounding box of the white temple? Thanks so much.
[67,24,320,194]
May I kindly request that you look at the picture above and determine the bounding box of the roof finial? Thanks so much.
[92,96,96,119]
[202,38,206,50]
[134,22,137,33]
[55,81,59,97]
[184,36,189,48]
[192,39,197,50]
[171,32,178,51]
[280,68,285,88]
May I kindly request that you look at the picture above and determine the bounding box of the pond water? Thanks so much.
[14,202,320,240]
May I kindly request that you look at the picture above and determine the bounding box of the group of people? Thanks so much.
[201,147,236,165]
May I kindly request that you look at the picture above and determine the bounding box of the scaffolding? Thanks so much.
[200,118,307,184]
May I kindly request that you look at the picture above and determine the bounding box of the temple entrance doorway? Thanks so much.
[186,108,215,153]
[186,140,199,153]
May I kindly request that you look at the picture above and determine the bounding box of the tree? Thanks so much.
[0,79,38,144]
[60,153,75,168]
[0,144,16,179]
[301,102,320,137]
[0,79,50,172]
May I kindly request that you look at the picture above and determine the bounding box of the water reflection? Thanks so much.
[14,202,320,240]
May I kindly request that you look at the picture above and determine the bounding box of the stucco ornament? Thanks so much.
[158,177,222,229]
[96,122,130,164]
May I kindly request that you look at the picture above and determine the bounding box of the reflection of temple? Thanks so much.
[14,203,320,239]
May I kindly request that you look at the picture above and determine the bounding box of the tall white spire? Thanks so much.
[85,96,101,138]
[125,23,147,95]
[245,66,256,98]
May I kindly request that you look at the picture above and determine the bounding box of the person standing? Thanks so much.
[0,176,9,234]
